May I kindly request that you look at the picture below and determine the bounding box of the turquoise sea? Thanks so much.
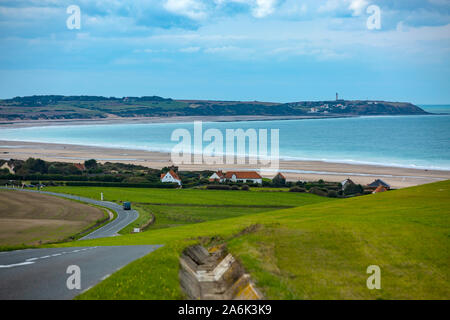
[0,105,449,170]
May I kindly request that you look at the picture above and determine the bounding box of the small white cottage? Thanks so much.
[160,169,182,186]
[209,170,226,183]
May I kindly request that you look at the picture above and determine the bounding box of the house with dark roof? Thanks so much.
[272,172,286,185]
[367,179,390,190]
[161,169,182,186]
[341,178,355,190]
[224,171,262,185]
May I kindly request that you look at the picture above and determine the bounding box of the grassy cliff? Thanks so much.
[0,95,428,120]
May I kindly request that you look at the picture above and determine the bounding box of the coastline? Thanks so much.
[1,139,448,189]
[0,114,410,129]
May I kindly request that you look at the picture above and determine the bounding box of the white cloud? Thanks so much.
[204,45,239,53]
[252,0,277,18]
[180,46,201,52]
[318,0,341,13]
[348,0,369,16]
[163,0,207,20]
[318,0,368,16]
[216,0,278,18]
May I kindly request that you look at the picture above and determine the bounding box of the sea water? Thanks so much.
[0,105,449,170]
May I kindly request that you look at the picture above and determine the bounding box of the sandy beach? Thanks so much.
[1,139,448,189]
[0,114,362,129]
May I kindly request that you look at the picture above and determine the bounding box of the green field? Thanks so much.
[45,186,330,207]
[134,204,278,230]
[41,181,449,300]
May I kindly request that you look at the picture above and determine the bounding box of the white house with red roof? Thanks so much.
[161,169,182,186]
[209,170,225,183]
[225,171,262,185]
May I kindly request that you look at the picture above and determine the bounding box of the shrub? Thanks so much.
[206,185,231,190]
[327,190,338,198]
[231,185,240,190]
[344,183,364,195]
[289,186,306,193]
[309,187,328,197]
[241,184,250,191]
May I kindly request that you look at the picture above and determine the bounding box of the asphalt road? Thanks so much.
[0,245,162,299]
[0,188,159,300]
[0,187,139,240]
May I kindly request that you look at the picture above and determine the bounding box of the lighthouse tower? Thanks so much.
[336,92,339,101]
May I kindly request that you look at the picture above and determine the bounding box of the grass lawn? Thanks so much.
[134,204,278,230]
[44,186,330,207]
[42,181,449,300]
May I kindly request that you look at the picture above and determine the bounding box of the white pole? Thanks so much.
[101,192,104,201]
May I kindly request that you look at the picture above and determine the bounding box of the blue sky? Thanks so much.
[0,0,449,103]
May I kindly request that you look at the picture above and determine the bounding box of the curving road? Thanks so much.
[0,188,161,300]
[0,187,139,240]
[0,245,162,299]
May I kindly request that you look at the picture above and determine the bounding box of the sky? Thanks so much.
[0,0,449,103]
